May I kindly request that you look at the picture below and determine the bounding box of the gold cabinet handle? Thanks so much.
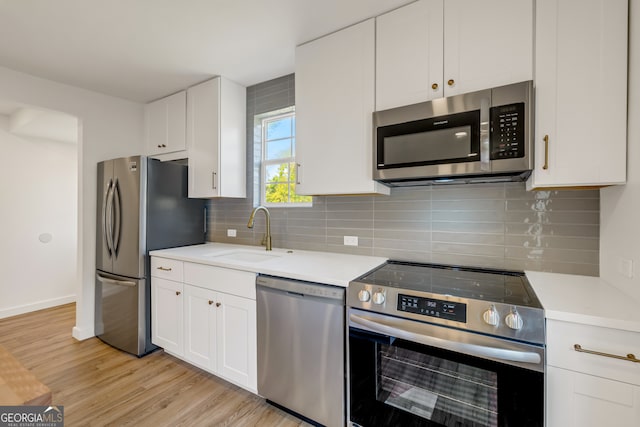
[542,135,549,170]
[431,83,438,90]
[175,291,181,296]
[447,79,455,86]
[157,266,172,272]
[574,344,639,363]
[208,300,214,305]
[216,302,221,307]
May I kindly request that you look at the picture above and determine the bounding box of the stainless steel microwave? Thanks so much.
[373,80,533,186]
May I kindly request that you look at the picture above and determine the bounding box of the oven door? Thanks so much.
[348,308,543,427]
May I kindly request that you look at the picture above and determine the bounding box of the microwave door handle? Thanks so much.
[480,97,491,171]
[349,312,541,365]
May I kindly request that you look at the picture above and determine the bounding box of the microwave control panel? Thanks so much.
[397,294,467,323]
[490,102,525,159]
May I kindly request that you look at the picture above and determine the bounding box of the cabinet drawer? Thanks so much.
[547,320,640,386]
[183,262,256,300]
[150,257,184,281]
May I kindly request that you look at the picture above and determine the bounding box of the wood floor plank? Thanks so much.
[0,304,310,427]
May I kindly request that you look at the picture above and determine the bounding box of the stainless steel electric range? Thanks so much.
[347,261,545,427]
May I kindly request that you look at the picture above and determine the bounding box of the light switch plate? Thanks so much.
[227,229,237,237]
[344,236,358,246]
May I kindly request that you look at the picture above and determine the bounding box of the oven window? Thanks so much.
[377,344,498,427]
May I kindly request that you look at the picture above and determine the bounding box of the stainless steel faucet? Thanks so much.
[247,205,272,251]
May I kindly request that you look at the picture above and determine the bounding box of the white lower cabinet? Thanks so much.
[546,319,640,426]
[183,284,217,371]
[151,277,183,357]
[151,257,257,393]
[547,366,640,426]
[216,292,256,389]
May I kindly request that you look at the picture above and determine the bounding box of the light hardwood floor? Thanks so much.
[0,304,310,426]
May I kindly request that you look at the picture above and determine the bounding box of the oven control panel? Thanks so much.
[398,294,467,323]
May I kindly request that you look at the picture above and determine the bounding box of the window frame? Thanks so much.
[259,108,311,208]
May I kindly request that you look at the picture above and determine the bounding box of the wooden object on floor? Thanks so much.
[0,344,52,405]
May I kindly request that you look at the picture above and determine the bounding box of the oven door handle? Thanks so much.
[350,313,541,365]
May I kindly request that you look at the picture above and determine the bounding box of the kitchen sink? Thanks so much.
[208,250,282,263]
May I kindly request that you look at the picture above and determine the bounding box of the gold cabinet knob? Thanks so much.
[216,302,221,307]
[447,79,455,86]
[208,300,214,305]
[175,291,181,296]
[431,83,438,90]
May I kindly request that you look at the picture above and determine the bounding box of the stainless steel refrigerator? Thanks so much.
[95,155,205,356]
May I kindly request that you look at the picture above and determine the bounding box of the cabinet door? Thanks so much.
[187,77,246,198]
[528,0,627,189]
[295,19,389,196]
[547,366,640,426]
[216,292,257,392]
[187,78,220,198]
[151,277,183,356]
[183,284,217,371]
[443,0,533,97]
[145,91,187,156]
[375,0,444,110]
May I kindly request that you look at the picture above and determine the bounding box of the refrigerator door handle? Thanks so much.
[104,179,115,256]
[97,274,137,288]
[112,179,122,255]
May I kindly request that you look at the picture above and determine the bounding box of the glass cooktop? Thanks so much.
[355,261,542,308]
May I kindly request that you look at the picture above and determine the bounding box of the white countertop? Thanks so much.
[150,242,387,287]
[526,270,640,333]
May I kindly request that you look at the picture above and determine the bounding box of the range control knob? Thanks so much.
[372,290,386,305]
[482,306,500,326]
[358,289,371,302]
[505,309,524,330]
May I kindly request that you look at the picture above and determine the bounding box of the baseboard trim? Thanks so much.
[72,325,94,341]
[0,295,76,320]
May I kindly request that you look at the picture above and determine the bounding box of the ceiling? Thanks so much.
[0,0,414,104]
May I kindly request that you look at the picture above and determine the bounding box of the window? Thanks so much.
[260,109,311,206]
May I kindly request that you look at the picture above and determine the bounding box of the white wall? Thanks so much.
[0,123,77,316]
[600,0,640,300]
[0,66,144,339]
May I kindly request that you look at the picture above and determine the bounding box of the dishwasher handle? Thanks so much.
[257,275,345,302]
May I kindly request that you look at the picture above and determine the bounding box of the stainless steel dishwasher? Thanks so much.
[257,275,345,427]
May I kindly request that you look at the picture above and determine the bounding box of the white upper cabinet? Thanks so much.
[528,0,628,189]
[295,19,390,196]
[375,0,443,110]
[145,91,187,155]
[375,0,533,111]
[187,77,246,198]
[442,0,533,97]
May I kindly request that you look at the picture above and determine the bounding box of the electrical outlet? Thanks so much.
[227,229,237,237]
[344,236,358,246]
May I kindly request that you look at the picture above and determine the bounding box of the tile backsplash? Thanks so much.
[206,74,600,277]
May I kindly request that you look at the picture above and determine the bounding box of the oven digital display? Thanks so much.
[397,294,467,323]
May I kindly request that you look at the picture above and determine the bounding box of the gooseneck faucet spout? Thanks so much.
[247,205,272,251]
